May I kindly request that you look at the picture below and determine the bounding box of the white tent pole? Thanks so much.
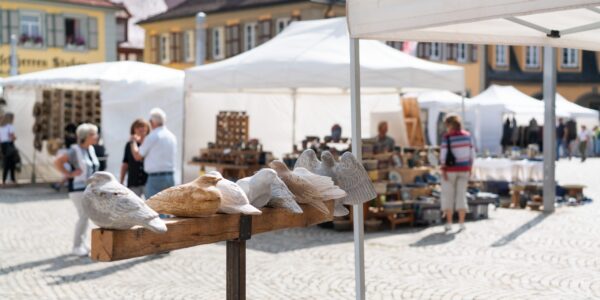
[195,12,206,66]
[350,37,366,300]
[10,34,18,76]
[461,91,466,121]
[292,88,298,150]
[543,46,556,213]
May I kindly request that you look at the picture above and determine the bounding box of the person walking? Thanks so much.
[54,123,100,256]
[593,126,600,156]
[120,119,151,197]
[0,113,18,187]
[440,114,475,232]
[578,125,591,162]
[130,108,177,199]
[556,118,566,160]
[565,119,577,159]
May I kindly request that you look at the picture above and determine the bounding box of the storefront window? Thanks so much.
[20,12,44,47]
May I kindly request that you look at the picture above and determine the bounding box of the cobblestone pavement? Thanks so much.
[1,159,599,300]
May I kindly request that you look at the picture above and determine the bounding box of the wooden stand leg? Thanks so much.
[226,240,246,300]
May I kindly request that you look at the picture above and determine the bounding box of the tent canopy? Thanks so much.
[185,17,465,93]
[555,93,600,120]
[1,61,184,183]
[347,0,600,51]
[470,85,570,121]
[1,61,182,87]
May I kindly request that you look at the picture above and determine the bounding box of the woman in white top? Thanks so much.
[54,123,100,256]
[0,112,17,186]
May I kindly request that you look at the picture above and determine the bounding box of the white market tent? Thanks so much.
[1,61,184,183]
[402,90,471,146]
[183,17,464,181]
[346,0,600,298]
[555,93,600,127]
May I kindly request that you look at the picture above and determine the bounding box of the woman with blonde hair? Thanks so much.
[54,123,100,256]
[0,112,18,187]
[120,118,151,197]
[440,114,475,232]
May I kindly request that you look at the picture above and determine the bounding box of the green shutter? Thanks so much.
[54,14,64,47]
[88,17,98,49]
[8,10,19,42]
[0,9,5,44]
[45,14,55,47]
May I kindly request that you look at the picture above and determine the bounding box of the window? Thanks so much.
[495,45,508,67]
[276,18,291,34]
[386,41,403,51]
[244,23,257,51]
[524,46,540,68]
[562,48,579,68]
[65,16,86,48]
[160,33,170,63]
[20,11,43,47]
[116,18,127,43]
[225,24,240,57]
[430,42,441,60]
[118,53,126,61]
[212,27,225,60]
[183,30,195,63]
[457,43,468,63]
[258,19,272,45]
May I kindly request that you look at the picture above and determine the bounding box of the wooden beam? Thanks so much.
[91,201,334,262]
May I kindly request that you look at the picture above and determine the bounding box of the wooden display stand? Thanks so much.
[401,98,425,147]
[91,201,334,300]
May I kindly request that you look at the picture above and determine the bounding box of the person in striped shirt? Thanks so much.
[440,114,475,232]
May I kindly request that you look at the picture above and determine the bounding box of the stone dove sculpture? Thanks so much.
[295,149,347,216]
[208,171,262,215]
[82,172,167,233]
[332,152,377,206]
[237,169,303,214]
[269,160,346,215]
[146,174,222,217]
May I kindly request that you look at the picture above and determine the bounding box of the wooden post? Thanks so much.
[226,240,246,300]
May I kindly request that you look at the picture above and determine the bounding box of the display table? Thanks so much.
[472,158,543,182]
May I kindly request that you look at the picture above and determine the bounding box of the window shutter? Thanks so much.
[87,17,97,49]
[80,17,88,47]
[205,28,212,60]
[470,45,478,62]
[149,35,159,63]
[54,14,65,47]
[8,10,19,41]
[452,44,458,60]
[0,10,7,44]
[45,14,55,47]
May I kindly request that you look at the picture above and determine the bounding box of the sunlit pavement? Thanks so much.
[1,159,599,299]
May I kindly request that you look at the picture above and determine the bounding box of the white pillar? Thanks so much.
[543,46,556,213]
[10,34,18,76]
[195,12,207,66]
[291,88,298,150]
[350,37,366,300]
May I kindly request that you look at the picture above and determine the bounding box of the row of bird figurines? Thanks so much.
[81,149,376,233]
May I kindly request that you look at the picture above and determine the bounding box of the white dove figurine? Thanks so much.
[269,160,346,215]
[208,171,262,215]
[295,149,348,216]
[237,169,303,214]
[82,172,167,233]
[332,152,377,206]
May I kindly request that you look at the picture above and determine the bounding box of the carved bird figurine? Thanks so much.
[236,169,277,209]
[295,149,347,216]
[82,172,167,233]
[237,169,303,214]
[146,174,222,217]
[295,150,376,216]
[208,171,262,215]
[269,160,346,215]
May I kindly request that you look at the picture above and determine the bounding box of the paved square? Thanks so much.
[1,159,599,299]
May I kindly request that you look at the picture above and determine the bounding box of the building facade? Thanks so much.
[415,42,600,110]
[138,0,345,70]
[0,0,121,77]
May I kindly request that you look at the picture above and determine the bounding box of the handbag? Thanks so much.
[445,135,456,167]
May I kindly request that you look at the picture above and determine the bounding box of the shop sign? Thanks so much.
[0,54,88,75]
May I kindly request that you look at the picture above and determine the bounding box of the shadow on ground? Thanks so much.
[0,254,93,276]
[0,185,67,204]
[490,213,549,247]
[47,255,166,286]
[246,224,426,253]
[409,231,458,247]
